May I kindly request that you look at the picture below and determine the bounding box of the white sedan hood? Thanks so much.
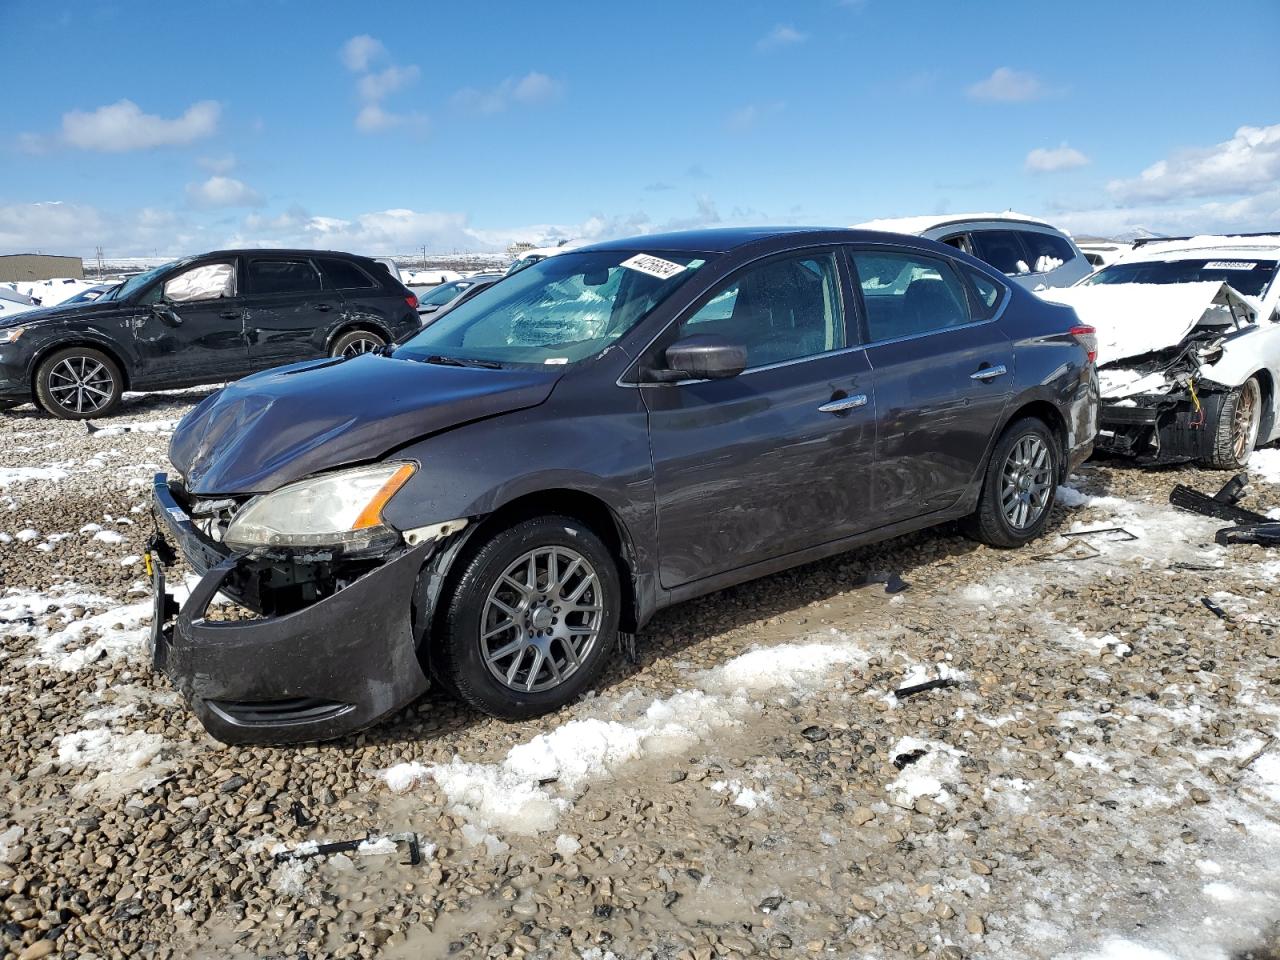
[1040,281,1255,366]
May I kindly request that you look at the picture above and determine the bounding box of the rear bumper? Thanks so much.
[150,473,432,745]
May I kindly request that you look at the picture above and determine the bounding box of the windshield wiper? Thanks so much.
[423,354,503,369]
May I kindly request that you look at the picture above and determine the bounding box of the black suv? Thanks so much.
[0,249,421,418]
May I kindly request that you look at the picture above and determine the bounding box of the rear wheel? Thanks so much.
[438,515,621,720]
[34,347,123,419]
[963,417,1059,548]
[330,330,385,358]
[1204,378,1261,470]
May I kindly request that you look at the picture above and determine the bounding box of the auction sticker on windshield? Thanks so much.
[620,254,688,280]
[1204,261,1258,270]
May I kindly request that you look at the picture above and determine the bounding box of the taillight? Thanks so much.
[405,293,419,310]
[1070,324,1097,364]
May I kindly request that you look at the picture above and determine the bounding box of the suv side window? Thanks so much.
[969,230,1032,276]
[318,258,376,290]
[677,252,844,368]
[157,262,237,304]
[849,250,971,341]
[1020,230,1076,274]
[247,259,322,296]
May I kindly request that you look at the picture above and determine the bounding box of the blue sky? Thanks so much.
[2,0,1278,257]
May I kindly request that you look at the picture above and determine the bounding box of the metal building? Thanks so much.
[0,254,85,282]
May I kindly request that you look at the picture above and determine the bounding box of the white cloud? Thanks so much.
[340,34,385,72]
[357,65,421,103]
[185,176,263,209]
[1052,187,1280,239]
[726,100,785,133]
[0,201,201,258]
[966,67,1044,102]
[1026,142,1090,173]
[1107,123,1280,204]
[354,104,426,133]
[452,71,563,114]
[757,24,806,50]
[47,99,220,152]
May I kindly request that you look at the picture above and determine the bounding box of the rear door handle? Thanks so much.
[314,303,333,312]
[818,394,868,413]
[219,310,240,320]
[970,364,1008,381]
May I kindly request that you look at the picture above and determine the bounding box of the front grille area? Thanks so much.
[207,697,354,727]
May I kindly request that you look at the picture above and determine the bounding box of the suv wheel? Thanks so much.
[438,515,620,720]
[1205,378,1261,470]
[35,347,123,419]
[963,417,1059,548]
[331,330,386,358]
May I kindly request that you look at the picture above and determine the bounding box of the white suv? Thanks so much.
[855,212,1092,291]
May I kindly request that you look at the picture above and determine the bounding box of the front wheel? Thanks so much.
[437,515,621,720]
[34,347,124,419]
[330,330,386,358]
[963,417,1059,548]
[1204,378,1261,470]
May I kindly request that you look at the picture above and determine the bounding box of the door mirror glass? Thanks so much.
[664,334,746,380]
[163,262,236,303]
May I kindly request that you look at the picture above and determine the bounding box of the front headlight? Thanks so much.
[0,327,25,344]
[224,462,416,554]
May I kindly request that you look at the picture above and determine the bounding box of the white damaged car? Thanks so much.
[1042,235,1280,468]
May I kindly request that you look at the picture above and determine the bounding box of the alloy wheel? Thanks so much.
[480,546,603,693]
[341,336,382,358]
[1233,380,1261,464]
[1000,434,1052,529]
[46,355,115,415]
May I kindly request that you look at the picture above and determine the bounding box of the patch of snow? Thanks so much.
[885,736,964,807]
[1249,448,1280,485]
[52,727,171,798]
[0,467,69,487]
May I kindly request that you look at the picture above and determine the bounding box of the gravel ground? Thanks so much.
[2,392,1279,960]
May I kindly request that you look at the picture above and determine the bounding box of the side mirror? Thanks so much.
[661,334,747,381]
[151,302,183,327]
[420,304,439,314]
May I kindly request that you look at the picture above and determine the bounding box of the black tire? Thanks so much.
[437,515,621,721]
[1204,378,1262,470]
[34,347,123,420]
[962,416,1060,549]
[330,329,386,358]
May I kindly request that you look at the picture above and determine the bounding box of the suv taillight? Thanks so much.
[1070,324,1097,364]
[405,293,419,310]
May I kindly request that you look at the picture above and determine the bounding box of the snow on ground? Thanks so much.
[1250,447,1280,485]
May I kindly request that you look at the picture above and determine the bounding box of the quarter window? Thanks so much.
[850,251,971,340]
[161,262,236,303]
[960,265,1003,320]
[969,230,1032,276]
[247,259,321,295]
[1019,231,1076,273]
[317,258,376,290]
[678,253,844,368]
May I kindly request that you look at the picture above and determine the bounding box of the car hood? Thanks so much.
[1040,281,1256,366]
[169,354,562,495]
[0,298,123,329]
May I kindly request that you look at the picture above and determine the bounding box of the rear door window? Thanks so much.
[849,250,971,341]
[317,258,376,290]
[246,259,322,296]
[969,230,1032,276]
[1020,231,1076,274]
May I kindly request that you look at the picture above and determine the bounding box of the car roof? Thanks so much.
[576,226,919,255]
[852,212,1057,235]
[1119,235,1280,262]
[194,248,379,261]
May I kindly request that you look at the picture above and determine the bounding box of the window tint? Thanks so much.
[1020,231,1076,274]
[969,230,1032,276]
[318,257,375,290]
[959,265,1003,320]
[678,253,844,368]
[247,259,321,295]
[161,262,236,303]
[850,251,971,341]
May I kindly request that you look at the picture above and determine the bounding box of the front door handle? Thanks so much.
[219,310,240,320]
[970,364,1008,381]
[818,394,868,413]
[314,303,333,312]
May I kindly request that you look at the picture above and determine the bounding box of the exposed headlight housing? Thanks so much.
[224,462,416,554]
[0,327,25,344]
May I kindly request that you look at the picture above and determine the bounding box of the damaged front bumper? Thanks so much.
[148,473,432,745]
[1096,386,1232,465]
